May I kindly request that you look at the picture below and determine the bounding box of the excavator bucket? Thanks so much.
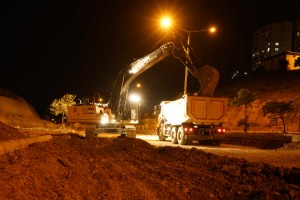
[193,65,219,96]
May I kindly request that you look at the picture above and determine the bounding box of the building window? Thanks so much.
[275,42,279,46]
[275,48,279,51]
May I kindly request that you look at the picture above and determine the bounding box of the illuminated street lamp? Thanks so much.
[129,94,141,103]
[160,16,172,29]
[93,92,104,104]
[129,94,141,124]
[160,17,216,95]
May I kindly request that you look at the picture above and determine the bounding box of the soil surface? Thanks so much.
[1,122,300,199]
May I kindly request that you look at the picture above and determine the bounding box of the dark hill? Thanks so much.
[215,70,300,99]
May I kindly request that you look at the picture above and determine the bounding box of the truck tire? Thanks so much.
[177,127,187,145]
[170,127,178,144]
[158,127,166,141]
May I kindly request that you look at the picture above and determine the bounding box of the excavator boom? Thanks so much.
[115,41,220,120]
[120,43,174,96]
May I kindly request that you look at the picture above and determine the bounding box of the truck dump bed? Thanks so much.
[160,95,228,126]
[186,96,228,125]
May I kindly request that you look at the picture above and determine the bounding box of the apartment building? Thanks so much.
[293,17,300,52]
[251,21,293,71]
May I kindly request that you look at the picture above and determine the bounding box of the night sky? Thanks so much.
[1,0,298,117]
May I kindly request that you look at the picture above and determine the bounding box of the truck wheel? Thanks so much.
[177,127,187,145]
[170,127,178,144]
[158,127,166,141]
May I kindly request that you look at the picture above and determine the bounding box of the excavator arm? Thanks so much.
[119,42,174,96]
[115,41,219,120]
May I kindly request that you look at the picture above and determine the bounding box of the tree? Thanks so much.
[49,94,76,126]
[295,57,300,68]
[262,100,297,134]
[231,89,255,133]
[278,58,289,71]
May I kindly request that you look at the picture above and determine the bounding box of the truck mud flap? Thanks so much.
[198,139,222,146]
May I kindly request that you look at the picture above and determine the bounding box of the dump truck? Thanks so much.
[155,95,228,145]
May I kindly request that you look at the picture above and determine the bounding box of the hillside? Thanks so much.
[0,87,55,128]
[215,70,300,100]
[214,70,300,132]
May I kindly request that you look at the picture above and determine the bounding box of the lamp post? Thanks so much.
[160,17,216,95]
[184,31,190,96]
[179,27,216,95]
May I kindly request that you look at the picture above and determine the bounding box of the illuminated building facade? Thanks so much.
[251,21,293,71]
[293,17,300,53]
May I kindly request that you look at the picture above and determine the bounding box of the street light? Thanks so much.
[160,17,216,95]
[129,93,141,124]
[160,16,172,29]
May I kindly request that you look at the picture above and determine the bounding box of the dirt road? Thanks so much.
[136,134,300,169]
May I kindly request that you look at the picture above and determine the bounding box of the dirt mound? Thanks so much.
[0,121,25,141]
[0,135,299,200]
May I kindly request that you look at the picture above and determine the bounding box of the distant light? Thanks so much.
[100,114,109,124]
[231,71,248,79]
[129,94,140,103]
[130,120,139,124]
[209,27,216,33]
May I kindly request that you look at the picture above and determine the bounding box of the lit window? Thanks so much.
[275,48,279,51]
[267,48,270,52]
[275,42,279,46]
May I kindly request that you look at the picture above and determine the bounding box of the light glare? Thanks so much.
[209,27,216,33]
[130,94,141,103]
[161,17,172,28]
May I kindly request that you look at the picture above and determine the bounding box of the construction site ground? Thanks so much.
[0,122,300,200]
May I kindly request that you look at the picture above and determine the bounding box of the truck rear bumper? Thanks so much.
[185,134,225,141]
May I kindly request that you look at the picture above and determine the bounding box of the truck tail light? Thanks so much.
[184,127,194,132]
[216,128,225,133]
